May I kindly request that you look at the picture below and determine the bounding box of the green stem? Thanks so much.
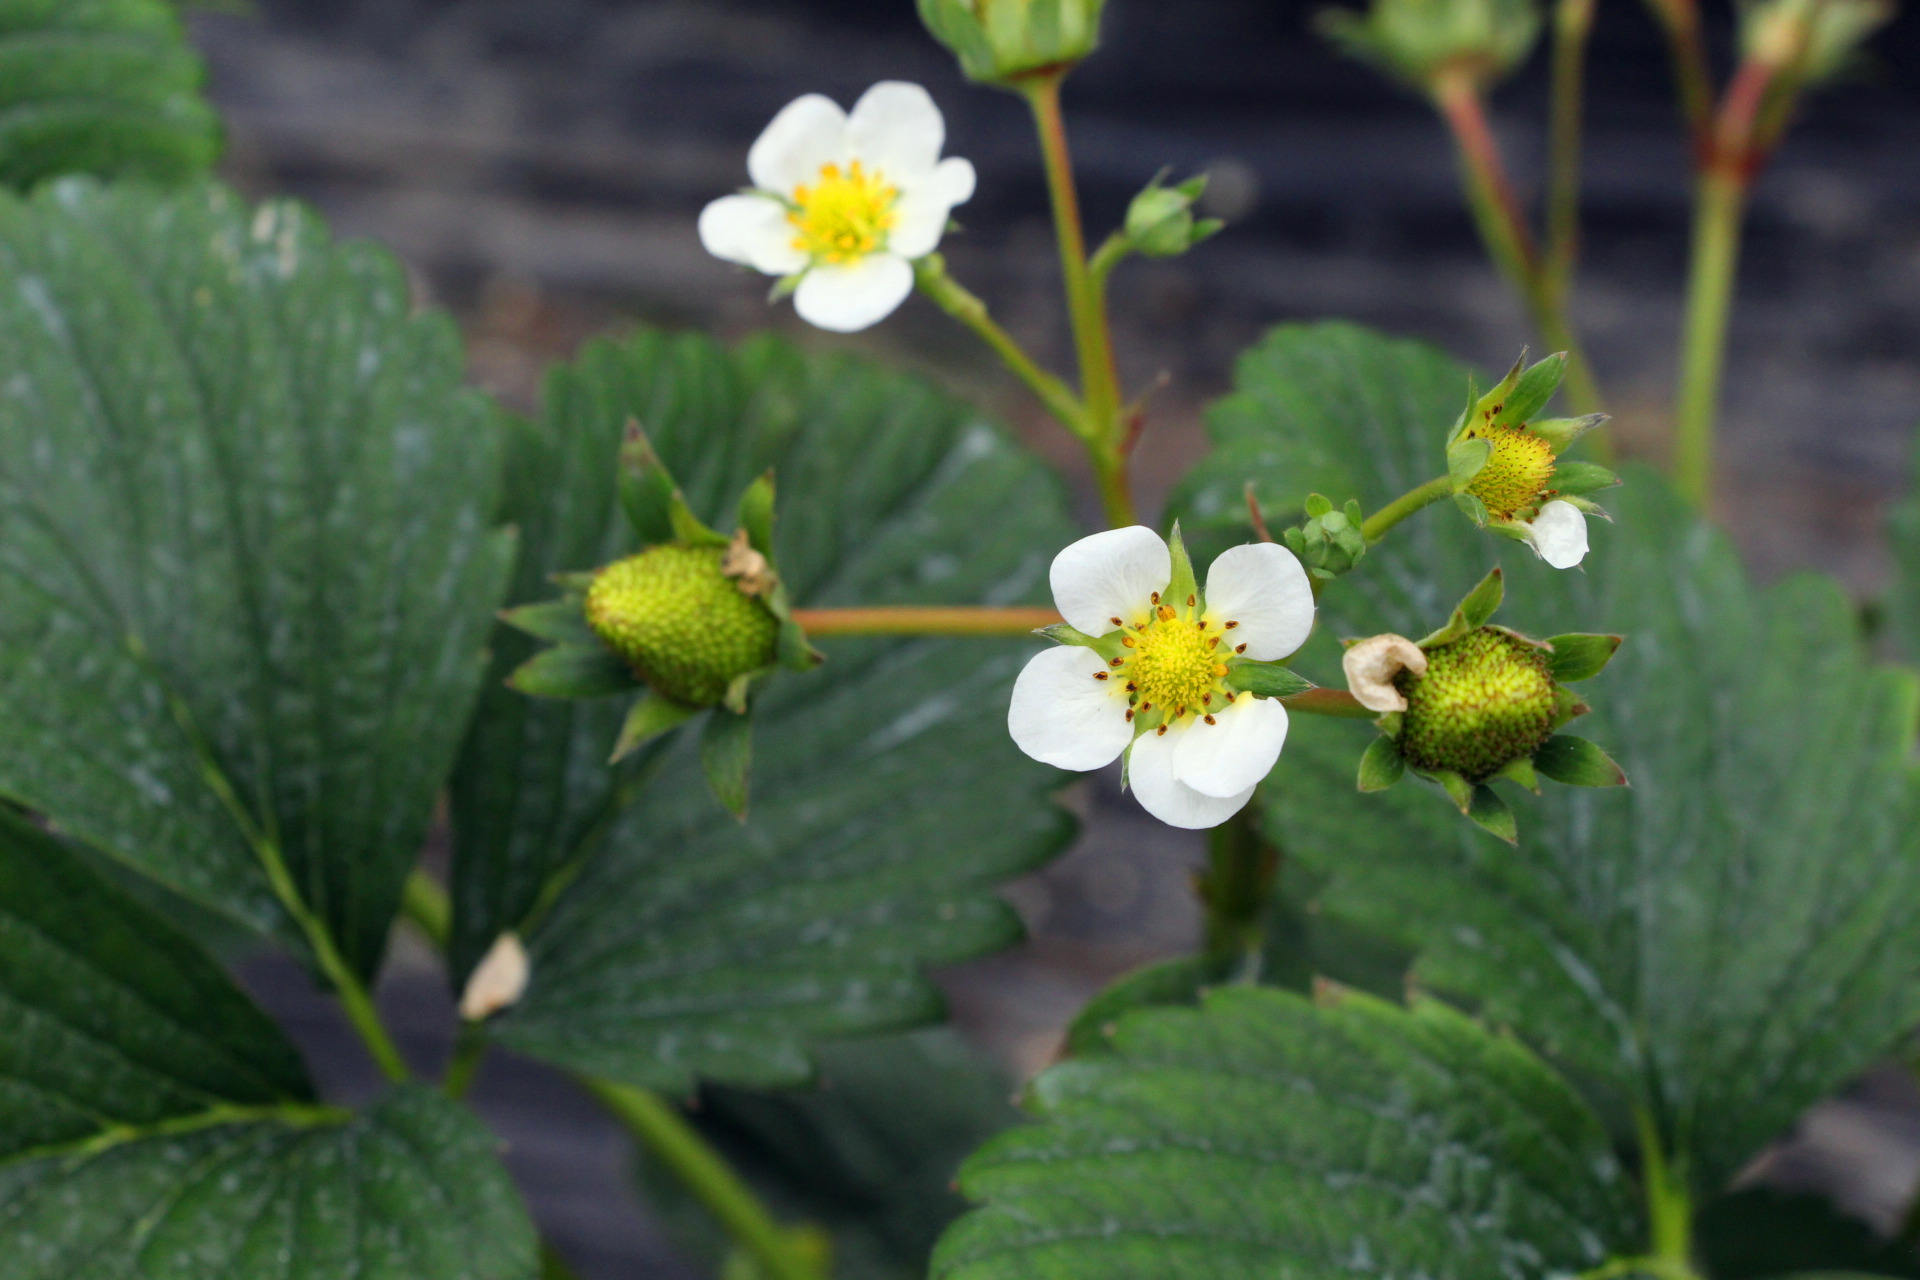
[1360,475,1453,543]
[914,257,1088,436]
[540,1244,585,1280]
[1280,689,1377,720]
[403,867,452,950]
[1022,71,1137,529]
[442,1023,487,1101]
[585,1080,823,1280]
[1199,809,1277,982]
[1672,168,1746,508]
[1431,72,1606,419]
[1634,1106,1695,1270]
[791,605,1061,636]
[1642,0,1717,153]
[1546,0,1595,296]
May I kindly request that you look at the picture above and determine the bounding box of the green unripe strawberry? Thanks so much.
[1396,627,1554,782]
[1463,424,1556,520]
[585,543,779,707]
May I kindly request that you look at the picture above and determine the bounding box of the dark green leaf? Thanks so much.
[637,1032,1019,1280]
[0,1086,537,1280]
[452,330,1080,1090]
[1546,631,1623,681]
[0,181,515,976]
[0,0,220,190]
[935,987,1640,1279]
[0,811,310,1161]
[737,470,777,558]
[1175,321,1920,1195]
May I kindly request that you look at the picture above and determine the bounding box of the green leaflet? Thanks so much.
[1174,321,1920,1196]
[1886,436,1920,663]
[635,1031,1019,1280]
[0,811,310,1162]
[0,0,219,190]
[934,987,1639,1278]
[0,180,516,977]
[0,1087,537,1280]
[452,330,1080,1091]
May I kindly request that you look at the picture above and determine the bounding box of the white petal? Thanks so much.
[698,194,806,276]
[1172,693,1289,798]
[1527,500,1589,569]
[1203,542,1315,660]
[458,933,529,1021]
[792,254,914,332]
[888,159,977,259]
[1049,525,1170,637]
[1341,633,1428,713]
[1007,645,1132,771]
[845,81,944,182]
[747,93,848,193]
[1128,722,1258,829]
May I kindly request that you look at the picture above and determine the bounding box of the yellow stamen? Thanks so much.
[786,158,899,265]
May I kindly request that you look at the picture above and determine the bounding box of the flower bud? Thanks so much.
[586,543,780,708]
[1396,626,1555,781]
[917,0,1108,86]
[1740,0,1890,84]
[1124,173,1222,260]
[1283,494,1369,582]
[1317,0,1542,91]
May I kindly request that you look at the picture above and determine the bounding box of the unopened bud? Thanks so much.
[917,0,1108,86]
[1124,174,1221,259]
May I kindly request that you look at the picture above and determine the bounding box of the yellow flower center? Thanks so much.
[788,160,899,264]
[1464,425,1557,520]
[1097,592,1244,733]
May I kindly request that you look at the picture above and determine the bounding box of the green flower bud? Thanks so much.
[1740,0,1891,85]
[1317,0,1542,90]
[917,0,1108,86]
[1283,494,1369,581]
[585,543,779,708]
[1124,174,1222,259]
[1396,626,1555,782]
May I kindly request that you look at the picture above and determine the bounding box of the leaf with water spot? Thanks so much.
[450,330,1080,1091]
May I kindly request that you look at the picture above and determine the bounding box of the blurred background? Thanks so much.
[191,2,1920,1274]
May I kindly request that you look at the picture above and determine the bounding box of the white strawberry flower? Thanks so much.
[1008,526,1316,830]
[698,81,977,333]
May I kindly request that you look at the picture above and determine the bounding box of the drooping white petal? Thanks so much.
[698,194,807,276]
[1203,542,1315,660]
[458,933,530,1021]
[1128,722,1258,829]
[1172,693,1289,799]
[748,93,848,193]
[845,81,945,182]
[888,158,978,258]
[1342,633,1428,713]
[792,254,915,332]
[1526,500,1589,569]
[1007,645,1132,771]
[1049,525,1170,637]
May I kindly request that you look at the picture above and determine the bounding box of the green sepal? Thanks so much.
[1549,684,1591,729]
[767,272,803,304]
[1452,490,1490,528]
[1533,734,1628,788]
[1530,414,1609,453]
[1417,567,1504,648]
[1500,351,1566,426]
[1550,460,1620,496]
[1283,495,1368,580]
[1444,372,1482,449]
[619,420,726,549]
[609,693,703,764]
[1492,753,1540,793]
[1428,767,1473,813]
[500,597,596,646]
[736,470,778,559]
[701,707,754,819]
[1467,784,1519,844]
[507,643,640,700]
[1163,521,1200,610]
[1037,622,1105,648]
[775,613,824,672]
[1356,735,1405,792]
[1545,633,1623,682]
[1225,661,1314,699]
[1446,434,1492,494]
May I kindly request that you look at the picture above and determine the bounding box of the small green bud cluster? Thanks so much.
[916,0,1108,86]
[1396,627,1554,781]
[1283,494,1368,581]
[586,543,780,708]
[1123,173,1223,260]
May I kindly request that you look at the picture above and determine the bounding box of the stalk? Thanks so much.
[792,606,1062,636]
[1360,475,1453,543]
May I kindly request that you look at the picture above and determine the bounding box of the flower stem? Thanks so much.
[403,866,452,949]
[791,605,1062,636]
[1641,0,1717,153]
[1431,72,1606,420]
[1281,688,1377,719]
[1634,1105,1698,1274]
[1360,475,1453,543]
[441,1022,487,1101]
[585,1080,824,1280]
[1022,71,1137,529]
[1672,168,1746,508]
[1546,0,1596,297]
[914,257,1088,437]
[1199,809,1278,982]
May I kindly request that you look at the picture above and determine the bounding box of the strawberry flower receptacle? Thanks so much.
[1009,524,1317,829]
[699,81,977,333]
